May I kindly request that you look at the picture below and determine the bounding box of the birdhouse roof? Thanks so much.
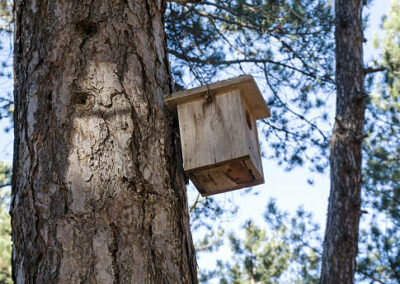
[164,75,270,119]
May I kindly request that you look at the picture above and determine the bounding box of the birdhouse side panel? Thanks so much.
[241,96,264,177]
[177,90,250,171]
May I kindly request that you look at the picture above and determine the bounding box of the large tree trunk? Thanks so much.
[11,0,197,283]
[321,0,365,283]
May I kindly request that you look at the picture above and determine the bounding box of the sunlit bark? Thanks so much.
[11,1,197,283]
[321,0,365,283]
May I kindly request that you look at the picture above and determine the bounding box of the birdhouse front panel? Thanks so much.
[163,76,270,196]
[178,90,250,171]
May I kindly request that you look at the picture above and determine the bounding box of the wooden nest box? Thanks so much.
[164,76,270,196]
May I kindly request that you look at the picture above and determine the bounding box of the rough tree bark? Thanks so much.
[11,0,197,283]
[321,0,365,283]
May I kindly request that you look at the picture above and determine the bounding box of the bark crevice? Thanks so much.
[11,1,198,283]
[321,1,365,282]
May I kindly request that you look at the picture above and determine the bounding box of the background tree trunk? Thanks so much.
[321,0,365,282]
[11,0,197,283]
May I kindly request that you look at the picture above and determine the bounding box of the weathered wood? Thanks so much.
[242,95,263,176]
[188,157,264,196]
[178,90,249,171]
[164,75,270,119]
[167,78,269,196]
[11,0,198,283]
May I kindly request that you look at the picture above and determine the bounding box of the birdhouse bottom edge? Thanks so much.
[186,156,264,197]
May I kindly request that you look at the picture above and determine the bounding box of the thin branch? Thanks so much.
[262,119,325,147]
[171,3,334,85]
[364,67,386,74]
[191,8,247,57]
[168,49,334,84]
[357,270,386,284]
[189,193,201,213]
[261,62,328,141]
[188,7,261,32]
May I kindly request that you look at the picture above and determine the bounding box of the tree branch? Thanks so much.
[364,67,385,74]
[168,49,334,84]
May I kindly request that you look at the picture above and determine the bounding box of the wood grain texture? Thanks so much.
[177,89,264,196]
[11,0,197,283]
[242,96,263,177]
[164,75,270,119]
[178,90,248,171]
[188,157,264,196]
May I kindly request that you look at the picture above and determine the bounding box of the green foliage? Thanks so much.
[0,1,398,283]
[190,192,238,232]
[166,0,335,175]
[168,2,399,282]
[164,3,329,281]
[0,162,11,190]
[189,191,236,255]
[199,200,321,283]
[0,2,13,283]
[0,0,13,126]
[0,0,12,32]
[359,1,400,283]
[0,196,11,284]
[222,221,291,284]
[0,162,11,284]
[382,1,400,102]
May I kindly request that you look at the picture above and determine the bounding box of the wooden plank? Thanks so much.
[178,90,249,171]
[241,96,264,177]
[164,75,270,119]
[188,157,264,196]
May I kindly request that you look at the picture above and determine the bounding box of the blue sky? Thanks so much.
[188,0,393,233]
[0,0,395,278]
[191,0,394,274]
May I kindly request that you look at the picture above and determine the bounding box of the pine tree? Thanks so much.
[320,0,367,282]
[166,0,335,174]
[3,0,398,282]
[11,1,197,282]
[199,200,322,283]
[357,1,400,282]
[0,0,13,124]
[0,162,11,284]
